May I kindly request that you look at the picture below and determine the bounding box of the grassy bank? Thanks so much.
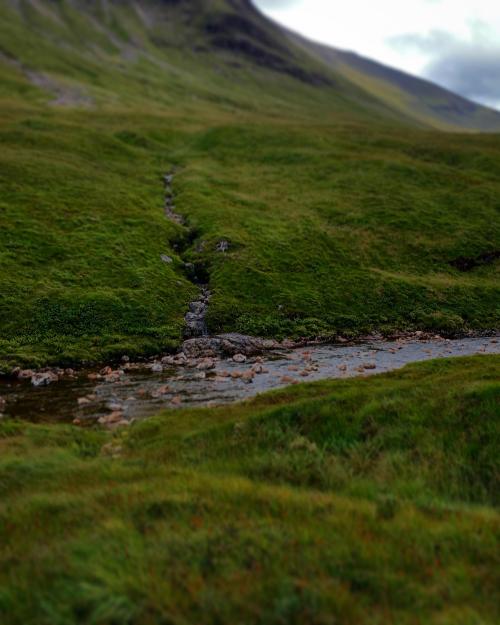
[1,355,499,624]
[0,1,499,369]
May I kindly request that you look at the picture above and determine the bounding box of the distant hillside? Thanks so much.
[288,30,500,132]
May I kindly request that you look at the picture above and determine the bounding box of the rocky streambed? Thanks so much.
[0,334,498,427]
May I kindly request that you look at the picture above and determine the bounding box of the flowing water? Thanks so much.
[0,336,498,424]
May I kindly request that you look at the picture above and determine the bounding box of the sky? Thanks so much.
[254,0,500,110]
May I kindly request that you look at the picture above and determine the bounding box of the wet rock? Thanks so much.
[31,371,59,387]
[193,371,206,380]
[241,370,255,383]
[197,357,216,370]
[252,364,264,374]
[150,363,163,373]
[182,333,280,359]
[233,353,247,363]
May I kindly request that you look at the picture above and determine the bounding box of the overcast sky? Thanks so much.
[254,0,500,110]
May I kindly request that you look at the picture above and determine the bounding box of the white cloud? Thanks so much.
[254,0,500,109]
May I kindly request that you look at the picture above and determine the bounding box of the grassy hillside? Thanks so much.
[1,355,499,624]
[0,0,499,369]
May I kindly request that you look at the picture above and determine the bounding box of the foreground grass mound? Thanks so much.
[1,355,499,624]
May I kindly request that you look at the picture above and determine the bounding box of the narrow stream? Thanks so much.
[0,336,497,425]
[164,171,212,338]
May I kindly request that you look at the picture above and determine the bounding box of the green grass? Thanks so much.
[0,0,499,371]
[1,355,499,624]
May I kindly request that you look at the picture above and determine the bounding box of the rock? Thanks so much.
[100,366,113,376]
[98,411,124,425]
[233,353,247,363]
[363,363,377,370]
[0,396,6,412]
[106,401,123,411]
[161,254,173,264]
[77,397,90,406]
[182,334,280,359]
[218,370,230,378]
[65,368,75,376]
[241,370,255,383]
[299,370,310,377]
[193,371,206,380]
[18,369,34,380]
[161,355,175,365]
[337,364,347,372]
[31,371,58,387]
[280,375,297,384]
[216,239,230,253]
[174,353,188,365]
[287,365,299,372]
[171,396,182,406]
[252,364,264,374]
[197,357,216,370]
[150,363,163,373]
[230,371,243,379]
[72,418,82,426]
[121,355,130,363]
[88,372,102,381]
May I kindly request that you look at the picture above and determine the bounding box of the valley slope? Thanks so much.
[0,0,499,368]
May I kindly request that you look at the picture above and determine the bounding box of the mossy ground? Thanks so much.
[0,2,499,369]
[1,355,499,624]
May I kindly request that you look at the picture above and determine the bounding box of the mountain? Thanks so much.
[288,31,500,132]
[0,0,499,369]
